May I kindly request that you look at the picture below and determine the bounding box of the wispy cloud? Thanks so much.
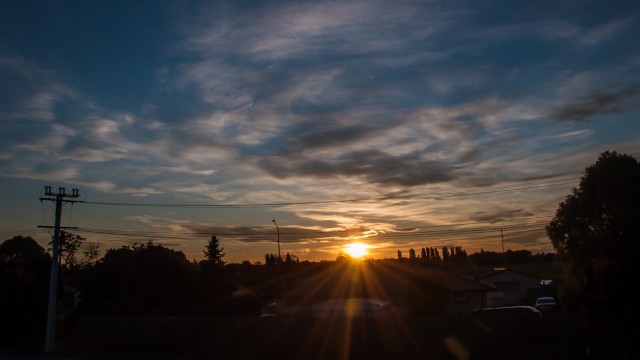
[0,54,85,122]
[184,1,458,61]
[536,18,633,46]
[470,209,534,224]
[551,85,637,121]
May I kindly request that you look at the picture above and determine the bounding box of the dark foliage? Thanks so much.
[469,249,555,265]
[77,242,199,316]
[48,230,99,270]
[0,236,51,345]
[264,253,279,266]
[546,150,640,356]
[194,259,237,315]
[400,246,470,268]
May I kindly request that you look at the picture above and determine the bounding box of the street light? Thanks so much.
[272,219,280,263]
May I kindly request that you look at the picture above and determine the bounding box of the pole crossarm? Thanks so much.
[39,198,82,204]
[37,226,78,230]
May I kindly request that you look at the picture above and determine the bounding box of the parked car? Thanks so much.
[259,302,278,317]
[473,305,542,318]
[310,298,392,318]
[534,296,557,312]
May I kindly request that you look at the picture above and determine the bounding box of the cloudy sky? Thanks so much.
[1,0,639,263]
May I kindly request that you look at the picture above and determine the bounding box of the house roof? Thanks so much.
[278,262,493,299]
[279,262,403,299]
[410,268,495,292]
[475,268,544,281]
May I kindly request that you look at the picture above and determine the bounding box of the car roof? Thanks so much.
[473,305,542,315]
[536,297,556,302]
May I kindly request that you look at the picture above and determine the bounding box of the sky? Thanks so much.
[1,0,639,263]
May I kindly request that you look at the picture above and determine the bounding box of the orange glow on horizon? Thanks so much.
[345,242,369,258]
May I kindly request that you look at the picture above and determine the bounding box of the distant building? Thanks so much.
[476,268,543,306]
[410,268,495,314]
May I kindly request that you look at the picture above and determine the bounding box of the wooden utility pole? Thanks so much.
[272,219,280,263]
[40,186,80,353]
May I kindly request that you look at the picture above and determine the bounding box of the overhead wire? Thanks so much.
[68,202,74,227]
[43,175,570,258]
[72,221,547,243]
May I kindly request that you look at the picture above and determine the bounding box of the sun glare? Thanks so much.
[345,243,369,258]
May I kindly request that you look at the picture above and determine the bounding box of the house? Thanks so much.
[272,261,404,316]
[409,268,495,314]
[476,268,543,307]
[269,261,494,316]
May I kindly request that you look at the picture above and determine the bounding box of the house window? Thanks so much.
[494,281,521,292]
[451,293,470,304]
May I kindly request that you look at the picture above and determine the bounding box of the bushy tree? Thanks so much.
[78,242,198,315]
[0,236,50,344]
[469,249,547,265]
[546,151,640,355]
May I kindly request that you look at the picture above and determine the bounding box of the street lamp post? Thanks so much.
[272,219,280,263]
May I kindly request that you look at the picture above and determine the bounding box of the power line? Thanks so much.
[79,198,377,208]
[72,221,547,242]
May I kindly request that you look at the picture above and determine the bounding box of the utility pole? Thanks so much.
[272,219,280,264]
[40,186,80,353]
[500,228,504,253]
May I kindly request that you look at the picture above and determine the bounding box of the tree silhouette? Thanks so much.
[203,233,225,266]
[335,251,351,262]
[265,253,278,267]
[284,252,299,264]
[0,235,47,262]
[453,246,467,264]
[48,231,99,269]
[441,246,450,264]
[0,236,50,344]
[468,249,552,265]
[546,150,640,355]
[78,242,198,315]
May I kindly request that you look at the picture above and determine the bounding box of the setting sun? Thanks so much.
[345,243,369,258]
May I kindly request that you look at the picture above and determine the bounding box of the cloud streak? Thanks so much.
[551,85,637,122]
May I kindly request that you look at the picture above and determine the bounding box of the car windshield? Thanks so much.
[537,298,555,304]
